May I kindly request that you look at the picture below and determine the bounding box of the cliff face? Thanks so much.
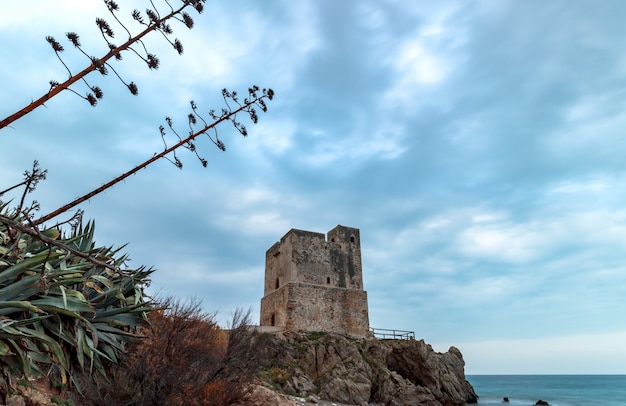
[255,331,478,406]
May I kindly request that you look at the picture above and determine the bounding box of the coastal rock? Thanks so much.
[301,334,372,405]
[535,401,550,406]
[373,370,439,405]
[255,331,478,406]
[240,385,302,406]
[385,340,478,405]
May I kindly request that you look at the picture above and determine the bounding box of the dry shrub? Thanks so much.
[74,296,257,406]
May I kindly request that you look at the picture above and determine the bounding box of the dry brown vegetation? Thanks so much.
[72,297,258,406]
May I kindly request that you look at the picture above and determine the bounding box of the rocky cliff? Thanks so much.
[254,331,478,406]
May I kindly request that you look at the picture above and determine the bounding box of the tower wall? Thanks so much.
[260,284,369,337]
[260,225,370,338]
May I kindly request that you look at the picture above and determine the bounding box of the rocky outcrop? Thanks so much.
[255,331,478,406]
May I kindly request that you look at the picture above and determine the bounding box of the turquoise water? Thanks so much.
[466,375,626,406]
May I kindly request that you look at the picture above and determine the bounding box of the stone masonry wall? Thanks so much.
[260,225,369,338]
[287,283,369,338]
[261,283,370,338]
[259,285,289,328]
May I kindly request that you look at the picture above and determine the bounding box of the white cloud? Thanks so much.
[197,183,299,236]
[546,89,626,161]
[0,1,102,31]
[456,207,626,263]
[171,1,321,91]
[245,119,295,155]
[435,331,626,374]
[382,4,465,107]
[547,177,610,195]
[458,222,547,263]
[296,124,408,169]
[397,41,448,85]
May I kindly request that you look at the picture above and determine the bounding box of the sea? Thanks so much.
[466,375,626,406]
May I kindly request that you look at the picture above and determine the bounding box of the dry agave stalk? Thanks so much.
[0,0,207,130]
[33,86,274,226]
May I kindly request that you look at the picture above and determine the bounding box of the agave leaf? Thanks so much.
[53,276,87,285]
[0,300,43,314]
[103,311,151,329]
[40,228,60,240]
[31,297,95,314]
[98,341,118,363]
[84,334,112,365]
[92,322,140,338]
[0,339,9,355]
[76,325,87,370]
[88,287,121,304]
[51,268,88,277]
[0,275,42,301]
[84,281,104,294]
[60,285,68,309]
[6,314,52,328]
[88,274,115,289]
[6,338,32,377]
[96,331,128,352]
[0,324,24,336]
[77,221,95,252]
[94,318,130,328]
[48,287,87,301]
[19,325,68,375]
[93,303,150,319]
[40,317,75,347]
[0,251,62,283]
[27,349,54,364]
[37,307,88,322]
[70,373,83,395]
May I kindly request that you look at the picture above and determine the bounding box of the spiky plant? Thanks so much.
[0,203,153,396]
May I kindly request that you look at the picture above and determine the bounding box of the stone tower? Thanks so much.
[259,225,370,338]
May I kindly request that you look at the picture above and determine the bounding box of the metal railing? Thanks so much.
[370,327,415,340]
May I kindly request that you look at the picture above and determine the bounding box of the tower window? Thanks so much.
[275,278,279,289]
[326,277,331,284]
[271,313,275,326]
[350,236,355,243]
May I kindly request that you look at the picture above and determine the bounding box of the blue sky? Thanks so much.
[1,1,626,374]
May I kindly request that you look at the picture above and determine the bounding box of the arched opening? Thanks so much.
[270,313,275,326]
[326,277,331,284]
[275,278,280,289]
[350,235,355,243]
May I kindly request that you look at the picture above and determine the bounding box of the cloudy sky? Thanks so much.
[1,1,626,374]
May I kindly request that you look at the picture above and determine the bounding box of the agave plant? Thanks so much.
[0,203,153,393]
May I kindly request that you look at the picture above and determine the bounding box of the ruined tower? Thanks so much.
[259,225,370,338]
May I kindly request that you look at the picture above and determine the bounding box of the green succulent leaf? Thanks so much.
[0,212,153,389]
[0,251,62,283]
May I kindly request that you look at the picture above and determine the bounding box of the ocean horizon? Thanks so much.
[466,375,626,406]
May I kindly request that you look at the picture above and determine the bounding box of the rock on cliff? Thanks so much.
[254,331,478,406]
